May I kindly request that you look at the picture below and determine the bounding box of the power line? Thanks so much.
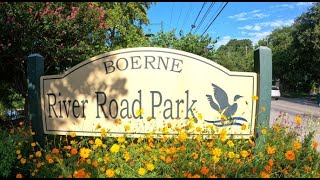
[176,3,184,29]
[190,2,206,33]
[194,2,215,34]
[201,2,228,37]
[202,2,224,35]
[181,2,192,31]
[169,2,174,30]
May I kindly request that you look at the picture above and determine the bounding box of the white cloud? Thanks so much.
[239,19,294,33]
[228,9,269,21]
[239,19,293,45]
[259,19,294,27]
[246,31,272,46]
[271,4,295,9]
[215,36,231,48]
[239,25,262,31]
[296,2,314,6]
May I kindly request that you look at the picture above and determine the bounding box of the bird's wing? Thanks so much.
[206,95,220,112]
[211,83,229,110]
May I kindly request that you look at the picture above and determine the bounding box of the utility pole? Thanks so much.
[145,21,163,37]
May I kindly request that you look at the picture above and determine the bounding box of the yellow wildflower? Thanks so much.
[241,124,246,130]
[138,168,146,176]
[146,163,155,171]
[212,148,222,157]
[124,153,130,162]
[124,125,130,131]
[79,148,91,159]
[295,115,301,125]
[228,151,235,158]
[106,169,114,178]
[20,158,26,164]
[101,128,106,137]
[252,96,258,100]
[16,150,21,155]
[196,126,202,133]
[95,124,101,130]
[197,113,203,120]
[117,136,125,143]
[261,128,267,135]
[95,138,103,147]
[227,140,234,147]
[213,156,220,163]
[31,142,36,147]
[240,150,249,158]
[35,151,42,157]
[136,108,144,116]
[162,127,169,135]
[70,132,76,138]
[110,144,120,153]
[178,131,187,142]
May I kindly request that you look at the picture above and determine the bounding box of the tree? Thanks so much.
[215,39,254,72]
[0,2,153,117]
[291,2,320,93]
[149,30,217,61]
[263,26,296,92]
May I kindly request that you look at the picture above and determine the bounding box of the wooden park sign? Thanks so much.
[28,47,271,142]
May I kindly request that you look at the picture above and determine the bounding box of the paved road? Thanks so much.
[270,97,320,151]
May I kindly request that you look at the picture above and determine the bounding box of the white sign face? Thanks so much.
[40,47,257,138]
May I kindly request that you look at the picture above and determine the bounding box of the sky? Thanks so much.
[143,2,315,48]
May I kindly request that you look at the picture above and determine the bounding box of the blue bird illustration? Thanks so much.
[205,83,243,125]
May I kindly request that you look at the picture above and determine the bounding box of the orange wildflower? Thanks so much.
[16,173,23,178]
[71,148,78,155]
[260,171,270,178]
[285,150,295,161]
[268,159,274,166]
[208,174,217,178]
[313,141,319,149]
[304,166,311,172]
[92,161,98,168]
[293,141,301,150]
[193,174,201,178]
[180,146,186,151]
[52,148,59,154]
[200,166,209,175]
[265,165,272,173]
[266,146,276,155]
[165,157,173,164]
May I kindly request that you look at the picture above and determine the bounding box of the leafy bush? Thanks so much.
[0,129,16,177]
[3,113,320,178]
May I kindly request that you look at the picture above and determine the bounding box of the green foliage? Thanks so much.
[216,39,254,72]
[265,2,320,93]
[0,2,154,115]
[149,30,217,61]
[291,2,320,93]
[0,130,16,177]
[3,112,320,178]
